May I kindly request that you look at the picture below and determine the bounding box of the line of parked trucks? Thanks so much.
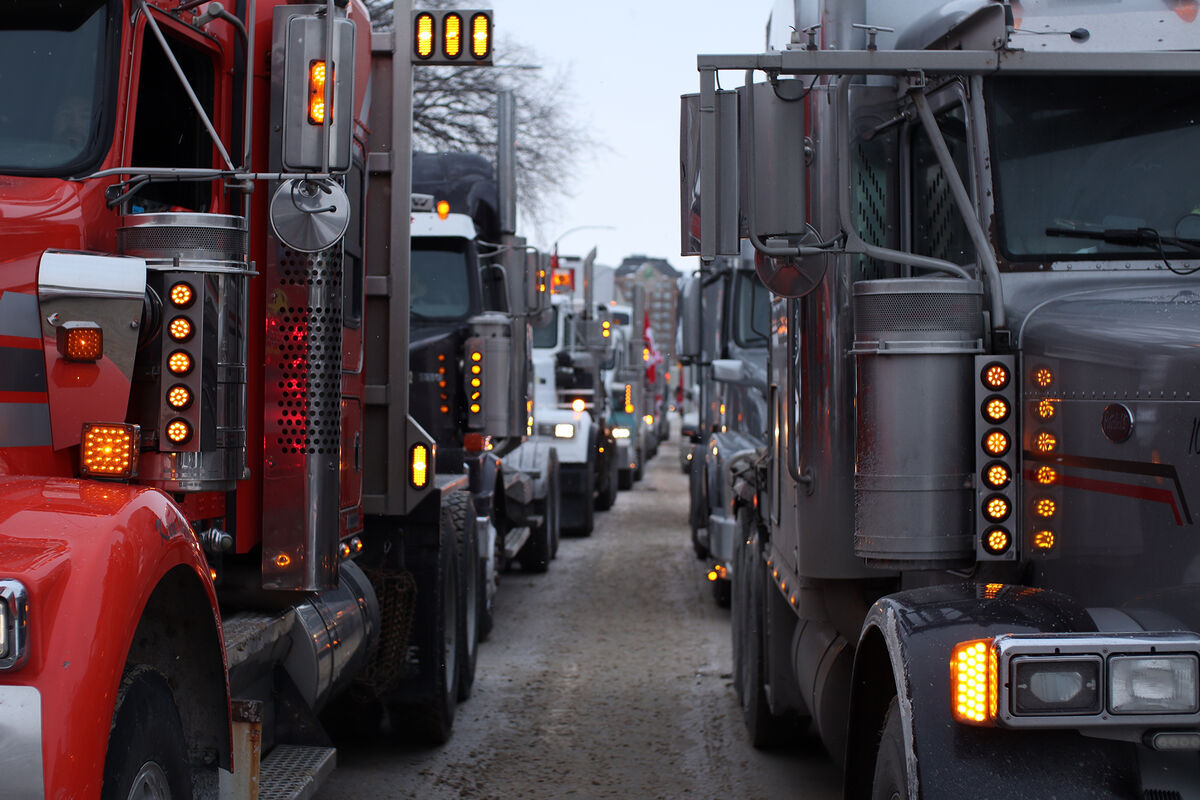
[0,1,660,797]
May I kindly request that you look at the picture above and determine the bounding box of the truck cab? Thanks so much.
[685,0,1200,795]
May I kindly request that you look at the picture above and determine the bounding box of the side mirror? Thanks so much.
[680,90,739,258]
[677,274,701,362]
[275,6,356,172]
[712,358,746,384]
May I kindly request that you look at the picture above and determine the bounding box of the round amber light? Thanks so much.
[169,282,195,308]
[167,351,193,375]
[1034,497,1056,518]
[1035,431,1057,453]
[1036,465,1057,485]
[165,419,192,444]
[983,527,1011,555]
[1037,398,1057,420]
[983,430,1010,456]
[1033,529,1056,550]
[981,362,1009,390]
[982,396,1010,423]
[983,462,1011,489]
[1034,367,1054,388]
[471,352,482,362]
[166,385,192,410]
[168,316,193,342]
[471,365,482,375]
[983,495,1011,522]
[470,403,481,413]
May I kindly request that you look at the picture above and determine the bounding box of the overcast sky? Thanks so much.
[490,1,769,274]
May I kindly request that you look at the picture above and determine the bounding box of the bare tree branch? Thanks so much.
[363,0,601,228]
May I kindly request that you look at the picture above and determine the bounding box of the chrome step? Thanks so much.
[258,744,336,800]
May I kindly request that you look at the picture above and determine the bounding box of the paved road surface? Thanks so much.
[314,435,841,799]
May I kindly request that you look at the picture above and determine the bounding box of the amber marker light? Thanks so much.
[951,639,998,725]
[1037,398,1057,420]
[983,495,1011,522]
[982,396,1009,423]
[1035,431,1057,453]
[1034,497,1056,518]
[1033,529,1056,551]
[983,462,1011,489]
[167,351,193,376]
[165,418,192,445]
[470,12,490,59]
[571,398,586,413]
[983,429,1010,457]
[981,362,1009,390]
[169,282,194,308]
[470,403,482,414]
[307,60,331,125]
[168,316,193,342]
[414,13,435,59]
[57,322,104,362]
[436,200,451,220]
[1036,465,1057,485]
[166,385,192,410]
[982,527,1011,555]
[1033,367,1054,388]
[410,444,429,488]
[442,13,462,58]
[81,422,138,479]
[624,385,634,414]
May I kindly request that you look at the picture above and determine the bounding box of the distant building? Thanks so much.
[614,256,680,362]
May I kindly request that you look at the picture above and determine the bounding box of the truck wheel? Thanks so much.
[871,698,910,800]
[548,451,561,559]
[578,460,596,536]
[689,460,708,560]
[518,466,553,573]
[633,445,644,482]
[392,510,460,744]
[102,666,192,800]
[711,576,731,607]
[595,448,618,511]
[446,491,479,701]
[740,524,790,748]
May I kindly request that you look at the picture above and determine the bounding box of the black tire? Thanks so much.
[689,460,708,560]
[595,445,618,511]
[739,519,790,748]
[578,463,595,536]
[712,575,731,608]
[547,452,561,559]
[102,666,193,800]
[618,468,633,490]
[518,468,553,572]
[871,698,910,800]
[446,491,479,701]
[391,509,459,745]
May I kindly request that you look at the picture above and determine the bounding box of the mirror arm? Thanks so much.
[742,70,828,260]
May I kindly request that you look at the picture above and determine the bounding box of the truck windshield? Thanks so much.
[412,238,472,320]
[732,272,769,348]
[533,307,558,349]
[989,75,1200,262]
[0,0,115,176]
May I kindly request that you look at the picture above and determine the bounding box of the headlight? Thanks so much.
[612,427,631,439]
[554,423,575,439]
[1110,655,1199,714]
[0,579,30,671]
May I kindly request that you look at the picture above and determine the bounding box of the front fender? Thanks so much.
[0,476,227,798]
[847,583,1136,799]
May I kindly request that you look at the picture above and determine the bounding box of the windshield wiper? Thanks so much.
[1045,225,1200,257]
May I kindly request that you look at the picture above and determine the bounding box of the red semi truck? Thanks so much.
[0,1,495,795]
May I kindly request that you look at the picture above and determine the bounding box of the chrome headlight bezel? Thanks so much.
[992,632,1200,729]
[0,579,30,671]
